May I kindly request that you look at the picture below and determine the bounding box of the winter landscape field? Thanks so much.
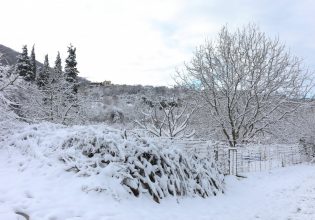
[0,151,314,220]
[1,0,315,220]
[0,123,315,220]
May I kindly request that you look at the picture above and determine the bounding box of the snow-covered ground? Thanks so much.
[0,146,314,220]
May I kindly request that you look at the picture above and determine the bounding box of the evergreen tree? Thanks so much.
[30,45,37,80]
[37,54,50,88]
[54,51,62,78]
[16,45,34,81]
[64,44,79,89]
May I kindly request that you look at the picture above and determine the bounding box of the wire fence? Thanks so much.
[165,139,307,175]
[234,144,303,174]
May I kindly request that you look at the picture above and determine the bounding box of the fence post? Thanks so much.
[214,149,219,162]
[259,151,262,172]
[228,147,237,175]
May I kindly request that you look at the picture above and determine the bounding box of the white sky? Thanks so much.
[1,0,315,86]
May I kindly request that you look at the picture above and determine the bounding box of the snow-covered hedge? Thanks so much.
[1,123,224,202]
[299,137,315,162]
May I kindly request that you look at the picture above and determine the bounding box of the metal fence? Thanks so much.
[234,144,303,174]
[166,139,306,175]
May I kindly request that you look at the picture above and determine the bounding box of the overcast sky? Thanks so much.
[1,0,314,86]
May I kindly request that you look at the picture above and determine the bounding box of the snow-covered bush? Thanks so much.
[1,123,224,203]
[60,128,224,202]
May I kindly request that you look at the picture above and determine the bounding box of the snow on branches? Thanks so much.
[177,24,314,147]
[2,123,224,203]
[61,132,224,202]
[0,64,20,123]
[135,96,196,139]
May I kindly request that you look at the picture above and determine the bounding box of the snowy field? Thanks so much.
[0,146,314,220]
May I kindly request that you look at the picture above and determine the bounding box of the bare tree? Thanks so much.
[177,24,313,147]
[269,100,315,143]
[0,65,20,122]
[135,96,196,138]
[0,66,19,92]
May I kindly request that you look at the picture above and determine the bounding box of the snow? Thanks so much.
[0,123,224,202]
[0,144,314,220]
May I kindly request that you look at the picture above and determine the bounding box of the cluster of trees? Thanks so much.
[128,24,314,146]
[1,24,314,147]
[3,44,80,124]
[80,24,314,146]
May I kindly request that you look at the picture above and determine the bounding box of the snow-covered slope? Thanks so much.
[0,123,224,203]
[0,146,314,220]
[1,123,314,220]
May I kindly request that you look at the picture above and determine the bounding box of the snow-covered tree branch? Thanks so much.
[177,24,314,146]
[135,96,196,138]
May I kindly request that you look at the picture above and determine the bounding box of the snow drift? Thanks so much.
[0,123,224,203]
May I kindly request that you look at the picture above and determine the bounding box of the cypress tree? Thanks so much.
[64,44,79,85]
[37,54,50,88]
[30,45,37,80]
[54,51,62,78]
[16,45,34,81]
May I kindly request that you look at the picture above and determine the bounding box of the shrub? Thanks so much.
[60,128,224,202]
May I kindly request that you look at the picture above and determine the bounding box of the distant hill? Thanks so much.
[0,44,21,66]
[0,44,44,68]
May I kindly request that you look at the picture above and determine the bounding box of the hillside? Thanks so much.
[0,44,20,66]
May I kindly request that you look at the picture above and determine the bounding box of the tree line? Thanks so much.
[1,24,314,147]
[11,44,81,124]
